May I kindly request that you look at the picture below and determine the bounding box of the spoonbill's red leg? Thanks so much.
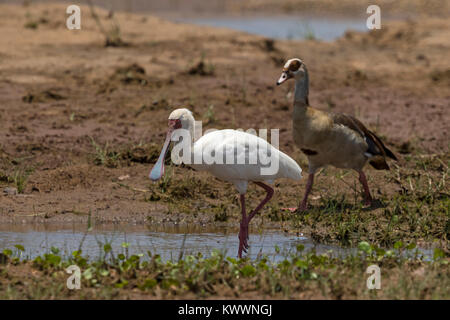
[358,170,372,206]
[238,194,248,258]
[238,182,274,258]
[282,172,314,212]
[247,182,274,222]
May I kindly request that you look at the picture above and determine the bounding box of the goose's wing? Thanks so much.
[332,113,397,169]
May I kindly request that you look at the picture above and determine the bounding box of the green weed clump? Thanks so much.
[0,241,448,299]
[90,137,120,168]
[87,0,128,47]
[90,139,164,168]
[0,168,33,194]
[291,154,449,247]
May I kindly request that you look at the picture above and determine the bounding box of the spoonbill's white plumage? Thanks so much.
[150,108,302,258]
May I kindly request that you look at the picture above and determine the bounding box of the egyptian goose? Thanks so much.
[276,58,397,211]
[150,108,302,257]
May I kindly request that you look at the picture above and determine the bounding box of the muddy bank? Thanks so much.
[28,0,450,18]
[0,3,448,248]
[226,0,449,18]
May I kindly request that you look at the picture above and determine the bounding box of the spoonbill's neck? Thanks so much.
[174,116,198,154]
[183,116,196,146]
[293,67,309,108]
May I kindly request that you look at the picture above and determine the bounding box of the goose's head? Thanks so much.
[276,58,306,86]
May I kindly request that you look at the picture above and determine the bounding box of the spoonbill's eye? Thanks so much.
[168,119,182,129]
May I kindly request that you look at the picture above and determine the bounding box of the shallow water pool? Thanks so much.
[171,15,368,41]
[0,224,432,262]
[0,224,351,262]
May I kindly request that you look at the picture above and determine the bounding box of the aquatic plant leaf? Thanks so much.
[103,244,112,253]
[433,248,445,260]
[83,268,94,280]
[141,278,157,289]
[99,269,109,277]
[358,241,372,254]
[394,241,404,250]
[72,250,82,257]
[14,245,25,252]
[240,265,256,277]
[296,260,308,269]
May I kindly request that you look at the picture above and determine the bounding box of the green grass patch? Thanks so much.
[0,242,448,299]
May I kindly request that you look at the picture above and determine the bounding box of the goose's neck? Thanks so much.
[293,67,309,109]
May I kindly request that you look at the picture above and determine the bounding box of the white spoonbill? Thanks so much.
[149,108,302,258]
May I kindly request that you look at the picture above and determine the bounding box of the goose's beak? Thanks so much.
[149,120,179,181]
[276,72,289,85]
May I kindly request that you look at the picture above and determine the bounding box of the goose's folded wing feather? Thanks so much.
[331,113,397,161]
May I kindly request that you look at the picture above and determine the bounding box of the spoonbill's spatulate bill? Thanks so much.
[149,132,171,181]
[149,119,181,181]
[149,108,303,258]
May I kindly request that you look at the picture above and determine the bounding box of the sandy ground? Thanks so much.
[227,0,450,17]
[20,0,450,17]
[0,3,448,240]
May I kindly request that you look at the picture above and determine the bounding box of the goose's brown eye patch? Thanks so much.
[289,60,301,72]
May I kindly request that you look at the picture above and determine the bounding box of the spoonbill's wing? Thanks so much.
[192,130,302,182]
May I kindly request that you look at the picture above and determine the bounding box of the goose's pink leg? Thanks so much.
[283,173,314,212]
[299,173,314,211]
[358,170,372,206]
[237,182,274,258]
